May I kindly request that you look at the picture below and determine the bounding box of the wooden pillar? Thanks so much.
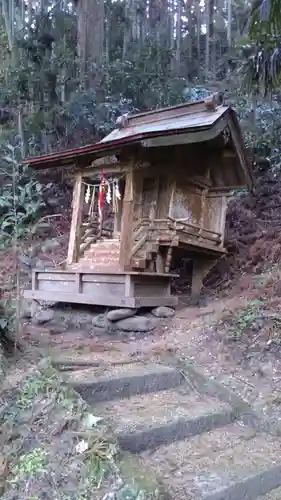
[199,187,208,238]
[67,173,85,265]
[191,258,215,296]
[113,197,122,238]
[119,168,135,270]
[219,195,228,248]
[149,176,159,219]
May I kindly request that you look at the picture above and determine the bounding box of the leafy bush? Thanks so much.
[0,145,48,246]
[0,292,15,358]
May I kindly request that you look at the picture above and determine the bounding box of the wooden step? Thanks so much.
[79,238,121,272]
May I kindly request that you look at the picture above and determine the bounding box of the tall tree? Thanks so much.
[76,0,105,87]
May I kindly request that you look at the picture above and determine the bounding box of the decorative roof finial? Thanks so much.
[204,92,224,111]
[116,113,129,129]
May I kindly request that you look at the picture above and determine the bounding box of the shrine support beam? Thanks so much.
[67,173,85,265]
[119,166,136,270]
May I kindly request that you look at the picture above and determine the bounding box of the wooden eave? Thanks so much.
[22,100,253,192]
[225,111,254,192]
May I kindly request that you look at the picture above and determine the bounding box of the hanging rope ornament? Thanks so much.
[85,184,91,204]
[98,170,105,221]
[83,175,123,223]
[115,179,121,200]
[98,183,103,219]
[106,180,111,205]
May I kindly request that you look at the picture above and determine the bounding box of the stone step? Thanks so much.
[51,353,107,370]
[94,386,237,453]
[51,352,141,370]
[140,421,281,500]
[62,362,184,403]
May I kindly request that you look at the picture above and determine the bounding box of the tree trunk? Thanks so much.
[196,0,201,63]
[122,0,131,60]
[209,0,215,72]
[76,0,105,88]
[205,0,210,73]
[227,0,232,47]
[175,0,182,75]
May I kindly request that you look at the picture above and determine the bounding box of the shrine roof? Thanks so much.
[23,94,244,171]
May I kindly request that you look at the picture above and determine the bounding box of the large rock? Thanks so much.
[92,314,109,329]
[151,306,175,318]
[106,308,137,322]
[32,309,54,325]
[92,314,116,334]
[115,316,157,333]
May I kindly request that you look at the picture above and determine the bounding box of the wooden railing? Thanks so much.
[132,217,221,251]
[170,218,221,244]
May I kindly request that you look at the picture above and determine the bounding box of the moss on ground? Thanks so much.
[0,360,163,500]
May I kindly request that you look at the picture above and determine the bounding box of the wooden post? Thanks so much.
[31,270,39,317]
[191,258,215,297]
[199,187,208,238]
[156,252,165,273]
[219,195,227,247]
[119,168,135,270]
[113,196,122,238]
[168,181,176,218]
[67,173,84,265]
[150,176,159,220]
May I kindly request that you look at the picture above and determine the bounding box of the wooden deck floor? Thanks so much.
[24,268,178,309]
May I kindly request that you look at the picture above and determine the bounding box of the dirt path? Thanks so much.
[20,292,281,430]
[15,293,281,499]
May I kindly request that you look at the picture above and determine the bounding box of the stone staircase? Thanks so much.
[53,355,281,500]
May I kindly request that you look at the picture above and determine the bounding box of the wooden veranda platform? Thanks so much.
[24,269,178,309]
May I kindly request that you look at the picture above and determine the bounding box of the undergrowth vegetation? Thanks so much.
[215,292,281,364]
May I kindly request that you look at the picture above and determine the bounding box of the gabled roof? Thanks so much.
[100,98,228,144]
[22,93,253,190]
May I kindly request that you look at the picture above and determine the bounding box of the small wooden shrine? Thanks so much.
[23,93,253,310]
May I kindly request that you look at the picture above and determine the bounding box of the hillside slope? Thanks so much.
[206,169,281,291]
